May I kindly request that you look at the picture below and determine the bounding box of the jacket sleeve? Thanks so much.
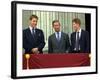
[85,31,90,53]
[48,36,53,53]
[37,30,45,51]
[69,33,73,53]
[66,34,70,52]
[23,30,33,53]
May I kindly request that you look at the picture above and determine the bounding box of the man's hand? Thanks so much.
[31,48,39,54]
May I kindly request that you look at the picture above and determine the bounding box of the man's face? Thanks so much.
[30,18,38,28]
[72,22,80,32]
[53,22,60,32]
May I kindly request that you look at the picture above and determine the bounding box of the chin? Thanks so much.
[56,30,58,31]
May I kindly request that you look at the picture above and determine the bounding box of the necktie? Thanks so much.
[57,32,60,42]
[32,28,35,37]
[75,32,79,51]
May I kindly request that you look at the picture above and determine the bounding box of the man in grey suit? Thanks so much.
[48,20,70,53]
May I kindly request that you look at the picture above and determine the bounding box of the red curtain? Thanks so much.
[23,53,90,69]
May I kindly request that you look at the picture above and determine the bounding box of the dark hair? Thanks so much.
[72,18,81,25]
[52,20,60,25]
[29,15,38,20]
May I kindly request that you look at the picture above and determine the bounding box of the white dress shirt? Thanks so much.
[55,31,61,40]
[29,26,36,34]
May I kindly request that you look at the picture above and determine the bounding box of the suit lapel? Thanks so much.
[79,30,83,42]
[59,32,63,46]
[34,29,38,40]
[73,32,76,43]
[53,34,59,47]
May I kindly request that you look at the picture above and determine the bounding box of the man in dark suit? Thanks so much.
[48,20,70,53]
[23,15,45,54]
[70,18,90,53]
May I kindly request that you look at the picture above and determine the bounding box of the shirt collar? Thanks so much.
[29,26,32,30]
[29,26,36,30]
[55,31,61,37]
[29,26,37,33]
[55,31,61,34]
[79,28,81,33]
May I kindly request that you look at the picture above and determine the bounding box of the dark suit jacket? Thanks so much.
[48,32,70,53]
[70,29,90,53]
[23,28,45,54]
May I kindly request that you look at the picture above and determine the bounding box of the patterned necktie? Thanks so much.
[75,32,79,51]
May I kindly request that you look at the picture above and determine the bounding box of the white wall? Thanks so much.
[0,0,100,80]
